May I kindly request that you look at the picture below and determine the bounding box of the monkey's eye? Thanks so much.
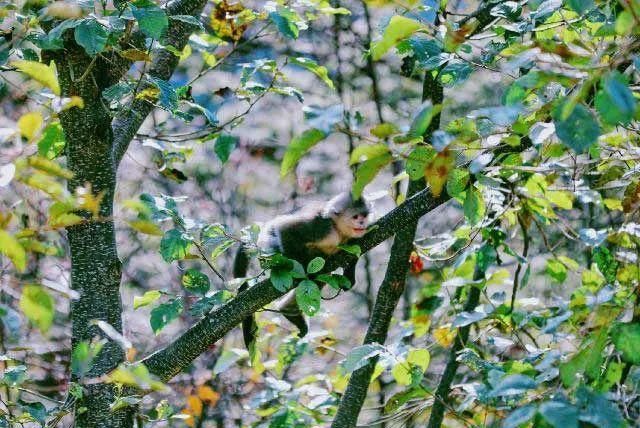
[352,214,360,220]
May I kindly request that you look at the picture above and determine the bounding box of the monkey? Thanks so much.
[233,192,370,349]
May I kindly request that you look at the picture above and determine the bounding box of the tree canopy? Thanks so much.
[0,0,640,427]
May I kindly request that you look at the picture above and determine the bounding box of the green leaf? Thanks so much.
[502,405,537,428]
[74,19,108,56]
[371,123,400,139]
[446,168,469,197]
[546,258,567,283]
[552,102,601,154]
[160,229,192,262]
[487,374,536,397]
[405,146,436,180]
[71,340,104,377]
[371,16,423,61]
[350,144,390,165]
[295,279,321,316]
[593,246,618,283]
[566,0,594,13]
[306,257,325,274]
[0,230,26,272]
[406,348,430,371]
[339,343,385,374]
[19,285,55,333]
[280,129,326,177]
[270,268,294,292]
[610,322,640,365]
[290,57,334,89]
[392,362,412,385]
[615,10,634,35]
[539,401,579,428]
[408,101,441,138]
[352,152,393,199]
[316,273,350,290]
[133,290,162,309]
[150,299,183,334]
[595,72,637,126]
[181,269,210,295]
[338,244,361,257]
[149,77,177,111]
[214,134,238,164]
[463,188,485,226]
[131,1,168,39]
[37,122,65,159]
[575,386,624,428]
[560,328,608,387]
[269,7,301,39]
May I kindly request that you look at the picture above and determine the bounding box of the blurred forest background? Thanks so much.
[0,0,639,427]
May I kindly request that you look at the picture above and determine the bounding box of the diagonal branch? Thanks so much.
[141,187,448,381]
[112,0,208,167]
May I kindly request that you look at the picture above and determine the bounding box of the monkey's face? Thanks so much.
[334,210,368,239]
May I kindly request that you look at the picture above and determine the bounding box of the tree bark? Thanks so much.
[41,0,207,424]
[49,39,134,427]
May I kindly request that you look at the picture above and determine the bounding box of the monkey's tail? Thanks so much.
[279,296,308,338]
[233,245,258,350]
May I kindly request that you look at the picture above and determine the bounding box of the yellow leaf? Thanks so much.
[18,112,43,141]
[23,173,64,198]
[370,16,422,61]
[411,314,431,337]
[407,348,430,371]
[486,269,511,287]
[128,220,163,236]
[203,52,217,67]
[12,60,60,95]
[197,385,220,406]
[331,369,349,393]
[28,156,73,179]
[75,185,103,217]
[180,44,192,62]
[19,285,54,333]
[60,96,84,111]
[391,361,412,385]
[433,325,456,348]
[547,190,573,210]
[48,201,83,229]
[186,395,203,416]
[135,87,160,102]
[0,230,26,272]
[604,198,623,211]
[425,149,455,197]
[49,213,83,229]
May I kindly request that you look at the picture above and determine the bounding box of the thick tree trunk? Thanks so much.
[47,42,134,427]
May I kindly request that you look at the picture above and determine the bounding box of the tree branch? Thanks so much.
[141,187,448,381]
[331,66,444,428]
[112,0,208,167]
